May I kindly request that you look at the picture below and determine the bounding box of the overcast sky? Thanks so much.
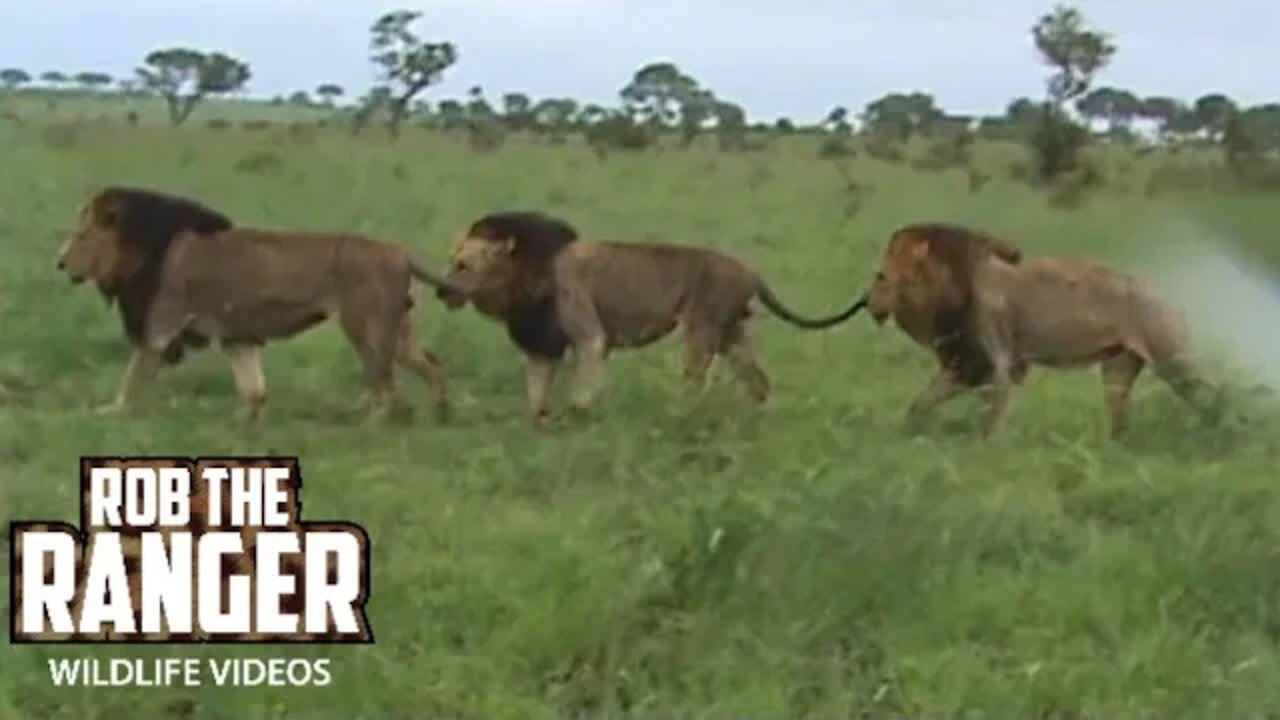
[4,0,1276,122]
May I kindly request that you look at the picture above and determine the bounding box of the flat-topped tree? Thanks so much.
[1075,87,1140,135]
[0,68,31,90]
[621,61,701,131]
[136,48,251,126]
[316,83,344,107]
[73,72,114,93]
[862,92,941,140]
[369,9,457,138]
[39,71,67,88]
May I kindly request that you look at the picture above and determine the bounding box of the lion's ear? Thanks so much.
[99,202,121,227]
[501,237,516,255]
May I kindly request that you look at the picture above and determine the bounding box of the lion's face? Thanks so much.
[866,271,896,325]
[437,233,515,310]
[56,200,131,292]
[866,236,931,325]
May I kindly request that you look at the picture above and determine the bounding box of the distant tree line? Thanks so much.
[3,3,1279,184]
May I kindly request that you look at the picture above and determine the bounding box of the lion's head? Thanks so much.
[438,210,580,315]
[867,222,1023,385]
[56,186,233,352]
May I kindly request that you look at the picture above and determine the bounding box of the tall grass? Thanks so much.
[2,110,1279,719]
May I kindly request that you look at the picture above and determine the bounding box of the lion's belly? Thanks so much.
[187,300,333,342]
[603,310,678,349]
[591,291,683,350]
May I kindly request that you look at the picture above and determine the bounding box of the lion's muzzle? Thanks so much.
[56,257,86,285]
[436,286,468,310]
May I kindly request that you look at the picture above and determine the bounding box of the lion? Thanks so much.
[864,222,1222,438]
[434,210,868,423]
[56,186,464,422]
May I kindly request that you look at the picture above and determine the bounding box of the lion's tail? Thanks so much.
[409,258,462,293]
[755,282,868,330]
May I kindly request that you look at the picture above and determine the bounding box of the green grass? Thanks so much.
[2,112,1280,719]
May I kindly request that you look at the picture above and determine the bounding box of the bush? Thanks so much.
[584,114,654,157]
[1027,105,1090,184]
[862,134,905,164]
[817,136,855,159]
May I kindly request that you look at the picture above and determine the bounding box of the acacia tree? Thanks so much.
[316,83,344,106]
[712,100,749,151]
[369,9,458,138]
[40,71,67,89]
[676,88,717,145]
[350,85,393,135]
[501,92,533,131]
[1028,4,1115,182]
[73,72,113,93]
[620,62,699,129]
[532,97,578,142]
[435,99,467,131]
[1075,86,1139,135]
[861,92,940,139]
[575,103,608,130]
[823,106,852,134]
[1032,4,1115,109]
[136,48,251,126]
[0,68,31,90]
[1193,93,1236,143]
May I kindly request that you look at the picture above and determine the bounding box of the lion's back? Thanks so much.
[174,229,409,314]
[1001,256,1189,361]
[563,240,754,343]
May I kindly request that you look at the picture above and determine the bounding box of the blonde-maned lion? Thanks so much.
[56,186,464,422]
[434,210,868,424]
[864,222,1222,438]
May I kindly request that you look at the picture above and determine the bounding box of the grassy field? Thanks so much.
[3,107,1280,719]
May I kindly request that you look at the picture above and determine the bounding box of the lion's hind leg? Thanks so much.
[394,314,450,423]
[1100,348,1146,438]
[1153,354,1225,425]
[339,303,407,424]
[904,367,968,433]
[679,319,718,393]
[719,321,770,405]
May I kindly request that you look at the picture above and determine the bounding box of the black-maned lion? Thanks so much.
[434,210,868,424]
[56,186,464,422]
[863,222,1222,438]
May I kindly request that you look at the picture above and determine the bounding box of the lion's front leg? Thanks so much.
[904,367,966,431]
[567,335,607,417]
[223,342,269,423]
[554,276,608,418]
[972,300,1016,439]
[978,374,1012,439]
[98,347,163,415]
[523,353,560,427]
[976,349,1016,439]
